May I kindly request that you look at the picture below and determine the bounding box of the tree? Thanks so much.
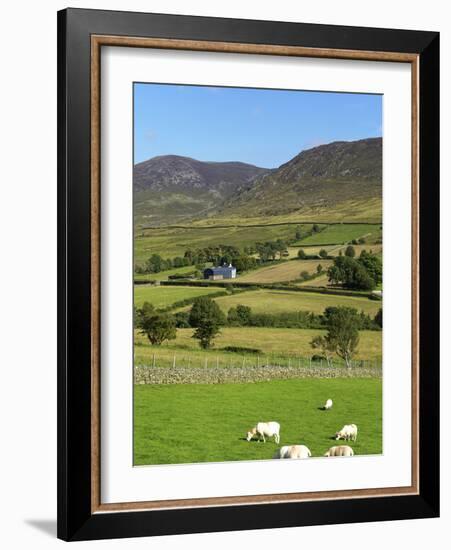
[312,223,320,233]
[136,302,176,345]
[316,264,323,274]
[146,254,164,273]
[345,245,356,258]
[295,226,302,240]
[323,307,360,368]
[298,249,307,259]
[227,304,252,326]
[300,270,310,281]
[327,255,376,290]
[189,296,225,349]
[310,334,335,367]
[358,251,383,285]
[374,308,383,328]
[319,248,328,259]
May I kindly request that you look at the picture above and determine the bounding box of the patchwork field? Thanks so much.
[135,223,315,262]
[134,285,226,309]
[134,378,382,465]
[174,288,383,316]
[134,327,382,367]
[238,259,332,283]
[294,223,382,246]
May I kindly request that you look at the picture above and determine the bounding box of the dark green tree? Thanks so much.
[319,248,328,259]
[345,245,356,258]
[136,302,176,345]
[189,296,225,349]
[146,254,164,273]
[374,308,383,328]
[298,249,307,259]
[227,304,252,326]
[295,226,302,240]
[358,251,383,285]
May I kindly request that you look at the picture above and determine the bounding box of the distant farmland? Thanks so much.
[294,223,382,246]
[238,259,332,283]
[173,288,382,316]
[134,223,314,262]
[134,285,226,309]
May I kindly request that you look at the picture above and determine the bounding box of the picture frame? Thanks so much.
[57,7,439,541]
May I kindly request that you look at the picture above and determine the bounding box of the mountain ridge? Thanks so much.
[134,138,382,226]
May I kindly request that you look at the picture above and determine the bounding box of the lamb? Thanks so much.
[335,424,358,441]
[324,445,354,457]
[246,421,280,443]
[273,445,311,459]
[323,399,333,410]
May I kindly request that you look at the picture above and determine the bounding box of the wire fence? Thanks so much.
[135,352,382,371]
[134,353,382,384]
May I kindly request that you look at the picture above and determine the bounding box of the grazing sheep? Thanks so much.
[323,399,333,410]
[324,445,354,457]
[274,445,311,459]
[335,424,358,441]
[246,421,280,443]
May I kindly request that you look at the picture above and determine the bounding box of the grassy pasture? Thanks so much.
[185,288,383,316]
[134,285,225,309]
[134,378,382,465]
[238,259,332,283]
[294,224,382,246]
[134,264,206,283]
[134,327,382,367]
[134,223,313,262]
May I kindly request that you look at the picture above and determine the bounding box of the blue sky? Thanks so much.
[134,83,382,169]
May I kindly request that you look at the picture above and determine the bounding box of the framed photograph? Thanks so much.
[57,8,439,541]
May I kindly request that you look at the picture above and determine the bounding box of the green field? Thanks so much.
[238,259,333,283]
[134,327,382,366]
[193,288,382,316]
[294,224,382,246]
[134,378,382,465]
[134,263,213,283]
[134,285,226,309]
[135,223,314,262]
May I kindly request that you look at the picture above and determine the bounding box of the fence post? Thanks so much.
[173,355,176,368]
[152,354,156,368]
[257,356,260,368]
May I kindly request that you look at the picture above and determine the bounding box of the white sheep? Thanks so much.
[324,445,354,457]
[335,424,358,441]
[273,445,311,459]
[323,399,333,410]
[246,421,280,443]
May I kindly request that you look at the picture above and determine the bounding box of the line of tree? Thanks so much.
[327,250,382,290]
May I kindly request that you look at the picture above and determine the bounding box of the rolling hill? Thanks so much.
[216,137,382,221]
[134,138,382,227]
[133,155,268,226]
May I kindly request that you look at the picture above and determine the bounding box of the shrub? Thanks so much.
[222,346,262,354]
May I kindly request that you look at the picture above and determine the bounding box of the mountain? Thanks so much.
[216,138,382,220]
[133,155,268,226]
